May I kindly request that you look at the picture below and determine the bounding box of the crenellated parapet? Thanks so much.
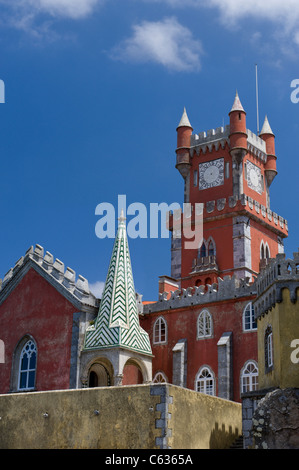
[143,274,256,314]
[0,244,99,311]
[254,250,299,320]
[190,125,230,155]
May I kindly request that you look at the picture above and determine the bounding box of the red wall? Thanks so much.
[141,296,257,402]
[0,268,77,394]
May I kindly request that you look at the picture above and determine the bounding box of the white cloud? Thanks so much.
[31,0,100,19]
[147,0,299,37]
[110,17,203,72]
[89,280,105,298]
[1,0,101,19]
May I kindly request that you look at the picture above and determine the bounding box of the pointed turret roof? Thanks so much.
[177,107,192,129]
[84,210,152,356]
[229,90,245,113]
[260,115,274,136]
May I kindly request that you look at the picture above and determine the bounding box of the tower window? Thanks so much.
[199,242,206,258]
[239,112,242,120]
[265,326,273,372]
[225,162,230,179]
[193,169,198,187]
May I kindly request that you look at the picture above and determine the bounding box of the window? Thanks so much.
[241,361,259,393]
[260,242,265,259]
[195,366,215,395]
[199,241,206,258]
[18,339,37,390]
[208,240,215,256]
[225,161,230,179]
[265,326,273,371]
[152,371,167,383]
[243,302,257,331]
[193,169,198,187]
[153,316,167,344]
[197,310,212,338]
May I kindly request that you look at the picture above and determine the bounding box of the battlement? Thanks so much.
[189,125,267,161]
[0,244,98,309]
[254,250,299,320]
[143,274,256,314]
[167,193,288,236]
[190,125,230,155]
[247,129,267,161]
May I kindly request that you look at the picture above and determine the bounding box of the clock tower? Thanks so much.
[171,92,288,289]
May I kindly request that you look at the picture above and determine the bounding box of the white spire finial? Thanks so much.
[260,115,274,136]
[177,107,192,129]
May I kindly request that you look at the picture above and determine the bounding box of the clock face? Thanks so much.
[198,158,224,190]
[247,161,262,194]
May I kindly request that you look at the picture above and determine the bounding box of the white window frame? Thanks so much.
[152,371,168,383]
[195,366,215,396]
[153,316,167,344]
[241,360,259,394]
[197,309,213,339]
[18,339,37,391]
[243,302,257,331]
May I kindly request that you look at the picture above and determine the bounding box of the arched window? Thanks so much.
[152,371,168,383]
[207,238,216,256]
[260,242,265,259]
[265,326,273,371]
[243,302,257,331]
[241,361,259,394]
[18,339,37,391]
[195,366,215,396]
[197,310,213,338]
[265,244,270,259]
[199,241,206,258]
[153,316,167,344]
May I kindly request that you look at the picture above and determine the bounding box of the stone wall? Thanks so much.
[0,383,241,449]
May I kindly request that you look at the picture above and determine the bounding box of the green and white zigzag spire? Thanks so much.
[84,210,152,356]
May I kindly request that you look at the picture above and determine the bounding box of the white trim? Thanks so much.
[195,365,215,396]
[153,316,167,344]
[243,302,257,331]
[197,309,213,339]
[240,360,259,394]
[18,339,37,391]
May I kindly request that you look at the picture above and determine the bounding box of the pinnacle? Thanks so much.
[260,115,274,136]
[230,90,245,113]
[177,107,192,129]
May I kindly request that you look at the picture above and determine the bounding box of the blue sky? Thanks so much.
[0,0,298,301]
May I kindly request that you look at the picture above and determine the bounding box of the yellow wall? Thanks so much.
[0,384,241,449]
[257,287,299,390]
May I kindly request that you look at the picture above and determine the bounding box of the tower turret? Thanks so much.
[176,107,193,202]
[260,115,277,187]
[229,91,248,198]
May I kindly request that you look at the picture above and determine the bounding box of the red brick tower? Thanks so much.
[170,92,288,290]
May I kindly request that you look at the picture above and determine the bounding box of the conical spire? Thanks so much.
[260,115,274,136]
[84,211,152,356]
[177,107,192,129]
[229,90,245,113]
